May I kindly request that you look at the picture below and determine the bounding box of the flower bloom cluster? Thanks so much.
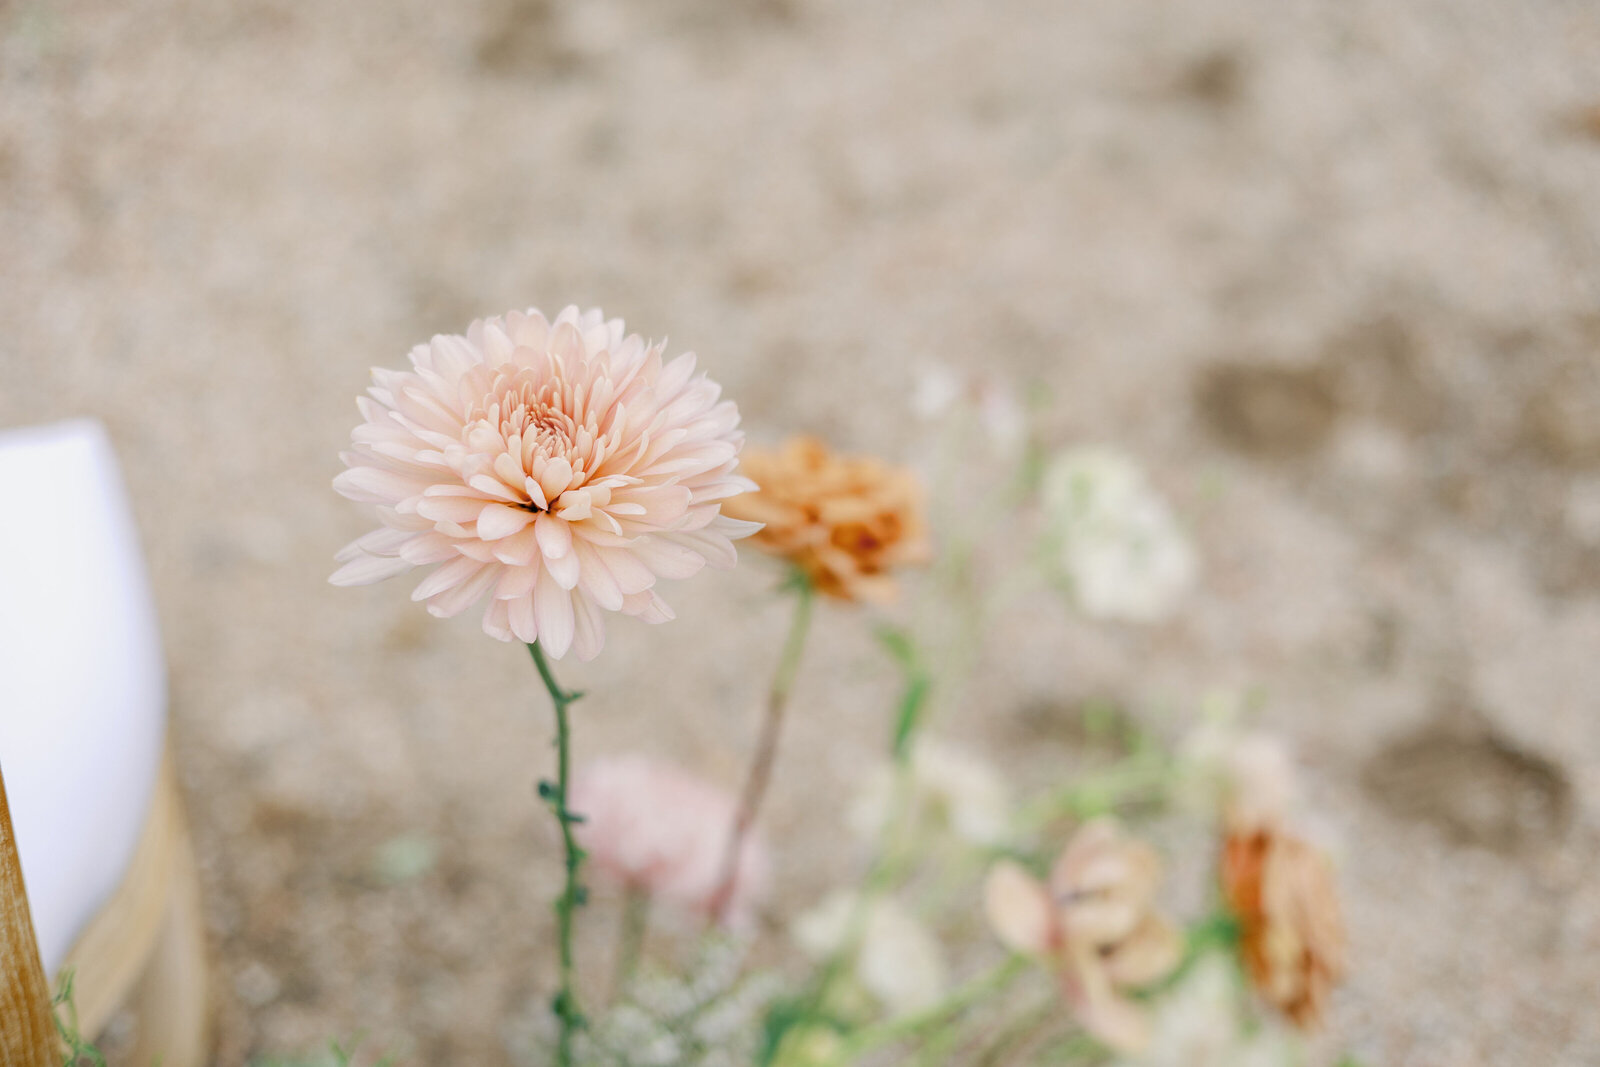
[1116,956,1295,1067]
[1216,742,1346,1031]
[1040,447,1196,623]
[792,891,949,1015]
[722,436,930,602]
[332,306,759,660]
[571,754,770,928]
[1222,826,1344,1030]
[985,818,1183,1052]
[848,736,1012,848]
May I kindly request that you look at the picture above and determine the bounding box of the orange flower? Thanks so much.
[1221,825,1346,1030]
[984,819,1183,1053]
[722,436,930,602]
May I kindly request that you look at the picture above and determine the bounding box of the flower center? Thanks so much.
[519,403,577,459]
[458,363,607,512]
[472,368,579,458]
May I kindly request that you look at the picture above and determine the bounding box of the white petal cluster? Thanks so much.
[1041,447,1197,623]
[791,892,948,1015]
[848,737,1012,847]
[332,306,759,659]
[1113,956,1297,1067]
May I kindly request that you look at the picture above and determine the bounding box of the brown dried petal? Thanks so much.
[1222,828,1346,1030]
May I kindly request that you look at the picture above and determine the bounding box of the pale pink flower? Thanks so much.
[570,754,770,927]
[331,306,759,660]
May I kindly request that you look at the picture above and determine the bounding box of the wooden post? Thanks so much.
[0,763,60,1067]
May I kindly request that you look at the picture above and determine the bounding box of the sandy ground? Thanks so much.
[5,0,1600,1063]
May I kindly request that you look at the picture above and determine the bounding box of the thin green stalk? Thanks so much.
[1038,1031,1103,1064]
[782,642,933,1046]
[835,955,1030,1060]
[970,999,1061,1067]
[1018,750,1173,830]
[528,640,586,1067]
[53,971,108,1067]
[611,886,651,1001]
[710,574,815,923]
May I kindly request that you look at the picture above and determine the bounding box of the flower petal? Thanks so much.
[330,553,415,586]
[984,862,1056,957]
[410,554,481,602]
[630,536,706,581]
[1103,914,1183,989]
[508,592,538,643]
[535,513,573,558]
[534,566,575,658]
[571,594,606,662]
[478,502,535,540]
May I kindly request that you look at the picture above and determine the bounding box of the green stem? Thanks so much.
[710,574,815,923]
[1038,1031,1103,1064]
[836,955,1030,1059]
[611,886,651,1001]
[786,644,934,1045]
[528,641,586,1067]
[970,1001,1062,1067]
[1018,750,1173,829]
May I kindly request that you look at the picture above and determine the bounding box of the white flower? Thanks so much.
[332,305,759,660]
[1114,956,1297,1067]
[848,737,1012,847]
[910,363,1026,458]
[910,364,964,421]
[1176,696,1306,834]
[791,893,948,1015]
[1041,448,1197,623]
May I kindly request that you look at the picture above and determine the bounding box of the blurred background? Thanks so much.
[3,0,1600,1063]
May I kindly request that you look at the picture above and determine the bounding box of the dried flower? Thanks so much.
[984,819,1182,1052]
[792,892,949,1015]
[1221,825,1345,1030]
[1192,724,1347,1029]
[848,736,1012,847]
[721,436,930,602]
[331,306,758,660]
[1041,448,1196,623]
[570,754,770,928]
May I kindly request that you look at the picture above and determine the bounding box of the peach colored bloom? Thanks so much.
[721,436,930,602]
[1221,825,1345,1030]
[570,754,770,928]
[984,819,1182,1053]
[331,306,758,659]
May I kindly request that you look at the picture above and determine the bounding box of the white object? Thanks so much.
[792,892,949,1015]
[1041,447,1198,623]
[848,736,1012,847]
[0,419,167,974]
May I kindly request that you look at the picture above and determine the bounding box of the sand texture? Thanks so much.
[4,1,1600,1063]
